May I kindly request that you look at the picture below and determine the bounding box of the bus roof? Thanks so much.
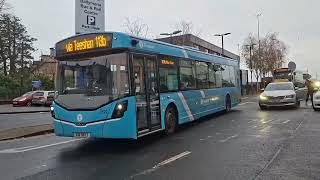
[55,32,239,67]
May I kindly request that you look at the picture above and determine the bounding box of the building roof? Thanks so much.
[156,34,240,60]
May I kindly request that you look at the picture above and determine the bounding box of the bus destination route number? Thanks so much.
[65,35,110,53]
[55,34,113,57]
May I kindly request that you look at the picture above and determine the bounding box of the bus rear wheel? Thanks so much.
[165,107,177,135]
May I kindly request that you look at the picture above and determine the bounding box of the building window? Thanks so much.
[159,58,178,91]
[196,61,209,89]
[180,60,196,89]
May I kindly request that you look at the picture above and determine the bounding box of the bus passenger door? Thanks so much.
[132,54,161,135]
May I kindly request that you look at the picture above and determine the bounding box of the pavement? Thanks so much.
[0,97,320,179]
[0,104,50,114]
[0,112,53,140]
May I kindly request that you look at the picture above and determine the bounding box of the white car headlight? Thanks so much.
[260,94,268,100]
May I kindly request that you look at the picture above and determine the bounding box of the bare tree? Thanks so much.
[0,0,10,14]
[175,20,202,36]
[175,20,193,35]
[242,32,288,84]
[124,17,149,38]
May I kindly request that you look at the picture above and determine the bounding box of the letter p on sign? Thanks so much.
[87,15,96,25]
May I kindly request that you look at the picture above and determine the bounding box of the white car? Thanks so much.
[31,91,57,106]
[259,82,300,110]
[313,90,320,111]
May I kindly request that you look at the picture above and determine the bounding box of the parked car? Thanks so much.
[31,91,57,106]
[313,81,320,111]
[12,91,35,106]
[45,91,58,106]
[259,82,300,110]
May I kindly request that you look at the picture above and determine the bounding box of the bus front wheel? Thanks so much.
[165,106,177,135]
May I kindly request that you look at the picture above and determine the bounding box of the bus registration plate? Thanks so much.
[74,132,90,138]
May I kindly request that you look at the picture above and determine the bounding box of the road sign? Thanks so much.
[75,0,105,34]
[32,81,42,89]
[288,61,296,71]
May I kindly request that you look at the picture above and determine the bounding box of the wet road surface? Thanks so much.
[1,97,320,180]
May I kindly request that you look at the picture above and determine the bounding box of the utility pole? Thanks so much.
[20,42,24,95]
[245,44,256,95]
[257,13,262,92]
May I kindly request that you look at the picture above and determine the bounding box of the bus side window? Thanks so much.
[208,63,216,88]
[214,65,222,88]
[159,58,178,92]
[180,60,196,90]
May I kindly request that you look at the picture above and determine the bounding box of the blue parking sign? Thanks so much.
[32,80,42,89]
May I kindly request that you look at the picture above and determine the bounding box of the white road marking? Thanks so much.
[153,151,191,168]
[200,136,212,141]
[219,134,239,143]
[261,119,274,124]
[254,147,283,180]
[131,151,191,178]
[282,120,291,124]
[238,102,256,106]
[241,97,249,100]
[0,139,83,154]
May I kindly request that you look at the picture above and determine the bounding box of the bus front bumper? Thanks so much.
[54,118,136,139]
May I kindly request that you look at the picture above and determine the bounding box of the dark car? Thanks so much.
[12,91,35,106]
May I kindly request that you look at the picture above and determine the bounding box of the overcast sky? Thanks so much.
[6,0,320,77]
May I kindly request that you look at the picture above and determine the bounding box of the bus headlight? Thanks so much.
[260,94,268,100]
[112,100,128,119]
[50,106,55,118]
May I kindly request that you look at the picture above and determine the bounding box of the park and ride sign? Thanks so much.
[75,0,105,34]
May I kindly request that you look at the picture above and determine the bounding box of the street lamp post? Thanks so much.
[245,44,256,95]
[215,33,231,56]
[160,30,182,44]
[256,13,262,92]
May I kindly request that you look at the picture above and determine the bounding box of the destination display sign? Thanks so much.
[161,60,175,65]
[55,33,112,57]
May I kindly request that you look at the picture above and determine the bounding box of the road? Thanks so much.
[1,97,320,180]
[0,112,52,131]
